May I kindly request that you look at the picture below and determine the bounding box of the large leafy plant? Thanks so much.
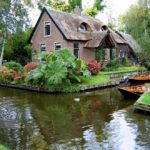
[26,49,90,91]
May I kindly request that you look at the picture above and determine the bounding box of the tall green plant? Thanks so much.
[26,49,90,91]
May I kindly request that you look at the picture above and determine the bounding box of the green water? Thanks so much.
[0,87,150,150]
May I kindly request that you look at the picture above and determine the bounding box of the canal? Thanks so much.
[0,87,150,150]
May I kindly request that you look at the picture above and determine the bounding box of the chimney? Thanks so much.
[73,6,82,15]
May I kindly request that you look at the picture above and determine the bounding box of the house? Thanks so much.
[29,7,140,63]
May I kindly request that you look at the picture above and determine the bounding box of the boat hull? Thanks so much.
[129,79,150,84]
[118,88,141,99]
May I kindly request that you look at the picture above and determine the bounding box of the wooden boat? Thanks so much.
[129,74,150,83]
[118,85,146,99]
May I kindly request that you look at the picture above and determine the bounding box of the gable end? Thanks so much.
[29,7,67,43]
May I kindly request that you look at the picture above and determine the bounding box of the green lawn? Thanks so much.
[81,66,145,87]
[81,73,110,86]
[136,92,150,105]
[102,66,145,74]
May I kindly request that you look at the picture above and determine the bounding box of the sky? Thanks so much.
[29,0,138,26]
[83,0,138,23]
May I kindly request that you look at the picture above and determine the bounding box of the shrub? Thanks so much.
[0,67,14,83]
[26,49,91,91]
[3,61,23,72]
[103,59,120,71]
[104,57,131,71]
[24,62,39,72]
[12,71,26,84]
[0,66,26,84]
[88,60,102,75]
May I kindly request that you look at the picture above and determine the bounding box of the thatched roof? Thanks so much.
[119,32,141,52]
[109,30,127,44]
[46,7,107,41]
[84,31,108,48]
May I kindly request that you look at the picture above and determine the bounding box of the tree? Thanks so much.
[0,0,30,65]
[0,0,11,66]
[85,0,105,17]
[36,0,81,12]
[50,0,71,12]
[85,7,98,17]
[119,0,150,68]
[68,0,82,11]
[4,28,33,65]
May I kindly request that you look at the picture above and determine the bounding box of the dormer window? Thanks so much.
[78,22,92,32]
[101,25,108,31]
[78,23,87,32]
[45,22,51,36]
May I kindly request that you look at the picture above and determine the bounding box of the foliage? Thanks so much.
[0,66,26,84]
[0,0,30,34]
[88,60,102,75]
[119,0,150,68]
[4,28,33,65]
[94,0,105,11]
[3,61,23,72]
[68,0,82,11]
[120,57,130,67]
[31,134,49,150]
[0,144,9,150]
[85,7,98,17]
[26,49,90,91]
[0,67,14,83]
[95,48,105,61]
[24,62,39,72]
[103,57,130,71]
[36,0,80,12]
[84,0,105,17]
[103,59,120,71]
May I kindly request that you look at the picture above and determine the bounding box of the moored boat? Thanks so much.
[129,74,150,83]
[118,85,146,99]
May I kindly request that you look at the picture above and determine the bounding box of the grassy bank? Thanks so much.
[81,73,109,86]
[81,66,145,87]
[102,66,145,74]
[135,92,150,105]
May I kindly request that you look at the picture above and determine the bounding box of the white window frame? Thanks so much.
[44,21,51,37]
[54,43,61,51]
[40,43,46,52]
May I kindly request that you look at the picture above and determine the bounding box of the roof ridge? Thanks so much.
[44,6,104,23]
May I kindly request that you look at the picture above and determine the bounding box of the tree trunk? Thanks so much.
[0,38,5,66]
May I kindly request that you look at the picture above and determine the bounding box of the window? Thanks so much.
[74,42,79,58]
[78,24,87,32]
[45,22,51,36]
[40,44,46,51]
[55,43,61,50]
[101,25,108,31]
[119,50,125,58]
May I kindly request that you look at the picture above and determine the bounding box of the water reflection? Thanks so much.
[0,87,150,149]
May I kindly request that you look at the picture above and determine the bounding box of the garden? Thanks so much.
[0,48,144,93]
